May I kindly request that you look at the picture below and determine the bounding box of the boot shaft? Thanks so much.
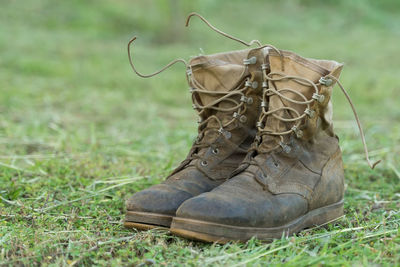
[188,48,267,131]
[257,49,343,153]
[168,47,271,180]
[238,49,348,209]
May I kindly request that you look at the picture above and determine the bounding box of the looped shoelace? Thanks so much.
[127,13,380,169]
[127,13,266,165]
[249,66,381,169]
[187,71,256,161]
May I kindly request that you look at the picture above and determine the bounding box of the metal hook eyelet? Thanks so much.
[291,126,303,138]
[261,101,268,108]
[240,96,254,105]
[262,81,268,88]
[261,64,268,70]
[312,93,325,103]
[319,77,333,86]
[279,141,292,153]
[256,121,264,128]
[304,108,315,118]
[243,56,257,65]
[240,96,253,105]
[245,80,258,89]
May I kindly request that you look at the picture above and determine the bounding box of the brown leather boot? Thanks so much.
[125,45,269,230]
[170,48,380,242]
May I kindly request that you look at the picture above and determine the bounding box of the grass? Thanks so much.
[1,0,399,265]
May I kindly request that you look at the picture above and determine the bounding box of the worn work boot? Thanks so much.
[170,48,380,242]
[125,45,270,229]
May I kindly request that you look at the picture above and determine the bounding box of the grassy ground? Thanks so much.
[1,0,399,265]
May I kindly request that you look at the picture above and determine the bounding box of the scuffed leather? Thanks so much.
[177,174,308,227]
[259,132,342,203]
[176,49,346,228]
[126,48,268,216]
[126,167,222,215]
[309,147,345,210]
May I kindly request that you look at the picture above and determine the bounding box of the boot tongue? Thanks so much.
[259,51,329,151]
[189,50,250,150]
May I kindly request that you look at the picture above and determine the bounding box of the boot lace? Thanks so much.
[187,70,256,161]
[127,13,379,169]
[127,34,259,163]
[127,12,269,164]
[245,61,381,169]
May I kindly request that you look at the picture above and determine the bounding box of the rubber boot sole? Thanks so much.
[124,211,173,230]
[170,199,344,243]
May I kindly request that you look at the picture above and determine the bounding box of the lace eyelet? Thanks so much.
[212,148,219,155]
[239,115,247,123]
[251,81,258,89]
[273,162,279,167]
[201,160,208,166]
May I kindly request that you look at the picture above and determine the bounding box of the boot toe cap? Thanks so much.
[125,167,224,216]
[126,184,193,215]
[176,181,308,228]
[176,192,252,226]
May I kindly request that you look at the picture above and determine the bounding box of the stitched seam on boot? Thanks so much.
[268,183,313,201]
[309,147,343,210]
[311,147,341,192]
[298,159,322,175]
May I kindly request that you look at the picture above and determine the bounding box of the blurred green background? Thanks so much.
[1,0,399,265]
